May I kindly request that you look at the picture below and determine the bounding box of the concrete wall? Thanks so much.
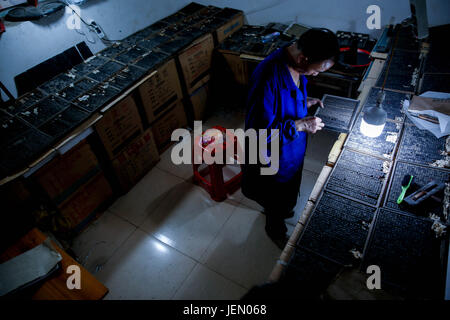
[1,0,449,99]
[197,0,449,34]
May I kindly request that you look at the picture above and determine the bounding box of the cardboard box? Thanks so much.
[221,52,248,85]
[33,140,100,203]
[112,128,160,192]
[57,172,112,232]
[152,100,188,152]
[95,94,143,159]
[2,178,31,208]
[215,11,244,44]
[138,59,183,123]
[178,33,214,95]
[190,82,209,120]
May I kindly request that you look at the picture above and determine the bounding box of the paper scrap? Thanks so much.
[404,92,450,138]
[0,238,62,296]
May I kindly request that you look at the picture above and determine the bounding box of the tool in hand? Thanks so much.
[397,174,414,204]
[403,180,445,206]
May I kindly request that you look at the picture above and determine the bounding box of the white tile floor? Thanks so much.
[71,107,338,300]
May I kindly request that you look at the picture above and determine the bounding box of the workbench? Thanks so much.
[268,24,450,300]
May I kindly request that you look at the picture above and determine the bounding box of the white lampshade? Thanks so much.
[360,119,385,137]
[360,90,387,138]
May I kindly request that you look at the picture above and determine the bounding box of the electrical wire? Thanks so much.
[74,24,96,43]
[57,0,122,43]
[380,26,401,90]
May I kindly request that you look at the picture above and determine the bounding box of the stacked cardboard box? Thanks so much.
[189,82,209,121]
[95,94,160,192]
[56,172,112,233]
[33,139,112,233]
[95,95,144,160]
[1,2,247,240]
[220,52,249,86]
[111,128,160,192]
[138,59,183,124]
[151,101,188,152]
[137,57,188,152]
[101,3,245,152]
[178,33,214,96]
[135,2,245,151]
[34,140,100,200]
[181,4,244,45]
[212,8,245,44]
[177,5,244,122]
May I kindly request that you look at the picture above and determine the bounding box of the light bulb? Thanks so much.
[360,90,387,138]
[360,118,385,137]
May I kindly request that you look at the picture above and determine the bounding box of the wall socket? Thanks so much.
[89,20,106,39]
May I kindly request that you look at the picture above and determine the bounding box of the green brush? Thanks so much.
[397,174,413,204]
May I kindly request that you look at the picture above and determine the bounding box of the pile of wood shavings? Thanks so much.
[386,132,398,144]
[430,136,450,168]
[382,161,390,174]
[429,213,447,238]
[444,182,450,222]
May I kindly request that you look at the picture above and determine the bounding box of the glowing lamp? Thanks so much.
[360,91,387,138]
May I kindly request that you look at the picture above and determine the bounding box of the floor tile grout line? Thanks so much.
[155,164,193,182]
[195,205,271,291]
[84,197,270,296]
[226,197,244,208]
[196,201,240,264]
[107,167,185,228]
[236,199,262,212]
[138,226,204,264]
[79,111,329,296]
[108,208,140,228]
[302,167,321,176]
[86,223,139,278]
[70,209,137,266]
[108,172,241,251]
[170,261,198,300]
[137,207,252,292]
[135,201,240,267]
[199,263,251,292]
[99,190,182,275]
[234,169,319,211]
[99,150,298,295]
[155,136,196,182]
[100,227,196,299]
[104,210,263,286]
[154,165,191,182]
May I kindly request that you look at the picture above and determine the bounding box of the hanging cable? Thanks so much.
[381,26,401,90]
[58,0,122,43]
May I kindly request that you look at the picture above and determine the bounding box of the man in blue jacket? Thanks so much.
[242,28,340,245]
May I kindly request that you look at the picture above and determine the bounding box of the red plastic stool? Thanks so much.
[192,126,243,202]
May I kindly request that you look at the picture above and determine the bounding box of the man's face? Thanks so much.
[292,53,335,76]
[303,59,335,76]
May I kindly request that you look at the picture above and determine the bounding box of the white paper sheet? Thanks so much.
[403,91,450,138]
[0,238,62,296]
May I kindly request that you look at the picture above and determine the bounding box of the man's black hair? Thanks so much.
[296,28,340,64]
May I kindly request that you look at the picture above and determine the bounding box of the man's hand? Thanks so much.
[295,116,325,134]
[306,97,324,108]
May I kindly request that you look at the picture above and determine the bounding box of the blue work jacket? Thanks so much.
[244,46,308,183]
